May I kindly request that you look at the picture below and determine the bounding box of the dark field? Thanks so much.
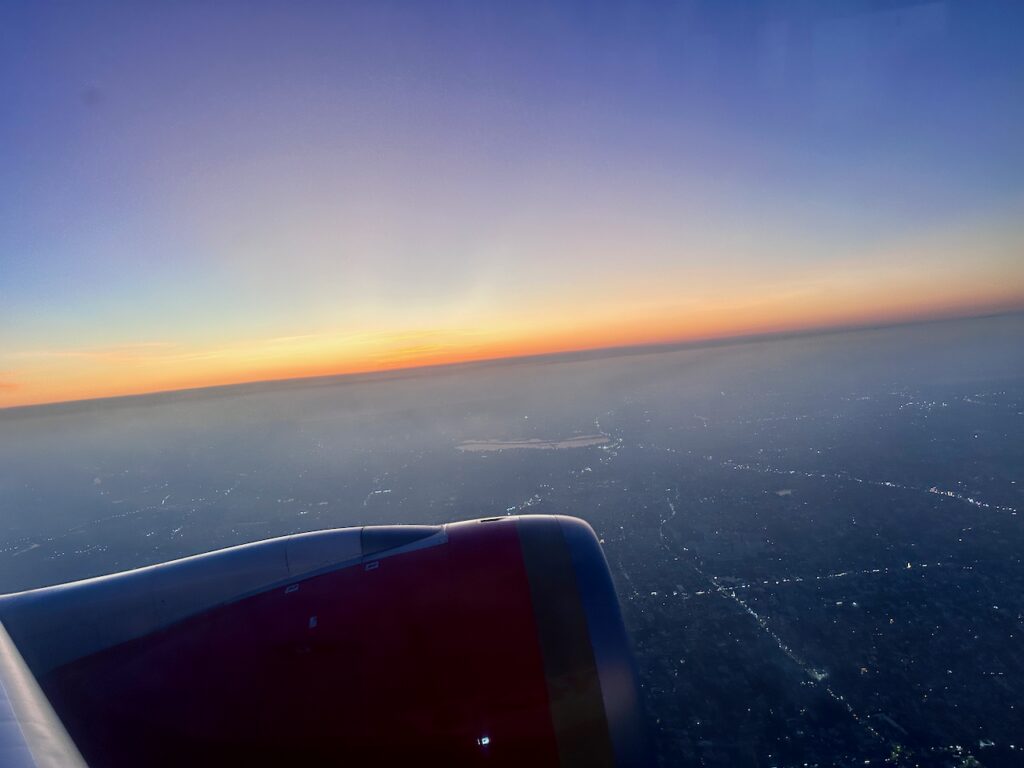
[2,313,1022,767]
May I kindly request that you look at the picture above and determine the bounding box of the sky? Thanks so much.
[1,0,1022,408]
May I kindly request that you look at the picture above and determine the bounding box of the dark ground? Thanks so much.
[2,313,1022,767]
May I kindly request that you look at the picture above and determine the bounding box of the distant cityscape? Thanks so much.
[1,314,1022,767]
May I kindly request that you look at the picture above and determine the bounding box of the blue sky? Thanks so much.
[1,0,1022,405]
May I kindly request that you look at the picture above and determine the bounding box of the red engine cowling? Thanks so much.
[0,516,648,767]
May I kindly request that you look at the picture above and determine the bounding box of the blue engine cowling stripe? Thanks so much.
[517,515,617,767]
[556,516,651,768]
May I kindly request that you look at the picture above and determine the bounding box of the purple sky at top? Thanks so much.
[1,0,1022,403]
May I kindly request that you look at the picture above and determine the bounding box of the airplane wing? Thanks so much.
[0,515,647,767]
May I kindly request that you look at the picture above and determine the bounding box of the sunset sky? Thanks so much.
[2,1,1023,408]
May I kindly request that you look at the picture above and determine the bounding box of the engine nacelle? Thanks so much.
[0,516,647,767]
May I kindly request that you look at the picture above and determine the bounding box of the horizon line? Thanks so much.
[4,307,1022,417]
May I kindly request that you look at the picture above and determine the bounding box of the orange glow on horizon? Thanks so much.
[4,287,1021,410]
